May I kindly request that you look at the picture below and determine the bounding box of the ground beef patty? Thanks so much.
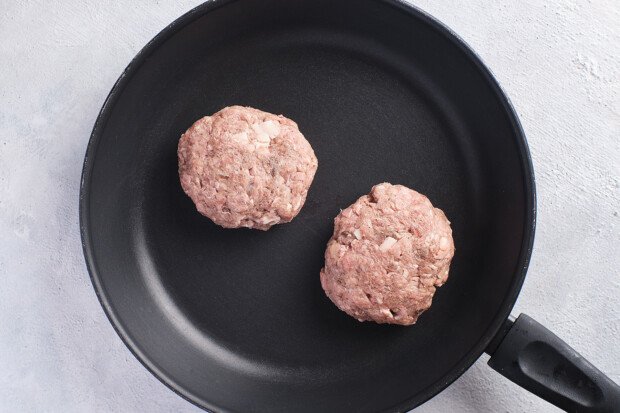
[178,106,318,230]
[320,183,455,325]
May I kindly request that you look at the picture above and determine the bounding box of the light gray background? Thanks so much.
[1,0,618,412]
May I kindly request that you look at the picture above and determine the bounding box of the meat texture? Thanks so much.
[178,106,318,230]
[320,183,455,325]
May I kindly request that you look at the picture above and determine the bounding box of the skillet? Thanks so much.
[79,0,620,411]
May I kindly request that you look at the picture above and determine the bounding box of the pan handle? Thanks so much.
[485,313,620,412]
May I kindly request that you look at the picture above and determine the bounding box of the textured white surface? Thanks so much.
[0,0,618,412]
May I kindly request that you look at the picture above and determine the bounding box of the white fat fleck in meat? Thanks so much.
[379,236,398,252]
[230,131,249,144]
[260,120,280,136]
[353,229,362,240]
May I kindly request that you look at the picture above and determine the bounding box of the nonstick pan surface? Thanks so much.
[80,1,536,411]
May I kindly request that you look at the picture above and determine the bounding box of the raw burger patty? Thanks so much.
[178,106,318,230]
[320,183,455,325]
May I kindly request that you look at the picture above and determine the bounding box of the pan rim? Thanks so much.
[79,0,536,412]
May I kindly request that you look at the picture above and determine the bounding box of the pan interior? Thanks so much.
[83,0,532,412]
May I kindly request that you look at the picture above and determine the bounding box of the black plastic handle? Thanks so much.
[486,314,620,412]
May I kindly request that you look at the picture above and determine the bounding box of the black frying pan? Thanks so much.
[79,1,620,412]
